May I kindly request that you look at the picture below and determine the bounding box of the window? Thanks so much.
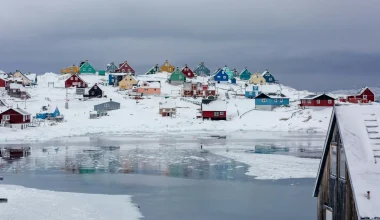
[122,69,126,73]
[220,112,224,116]
[105,104,110,108]
[168,68,172,71]
[91,91,95,95]
[2,115,10,120]
[262,98,267,102]
[330,142,337,176]
[302,100,305,103]
[223,76,226,79]
[317,100,320,104]
[214,112,219,116]
[217,76,221,78]
[328,100,332,104]
[325,207,333,220]
[274,99,277,102]
[307,100,311,104]
[269,77,272,80]
[363,95,367,99]
[83,68,86,71]
[178,75,182,79]
[188,73,191,76]
[13,89,16,93]
[74,77,77,80]
[340,141,346,180]
[154,88,157,91]
[280,99,283,102]
[70,77,73,80]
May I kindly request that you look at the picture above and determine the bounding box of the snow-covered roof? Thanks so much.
[0,70,5,74]
[262,70,271,76]
[26,73,37,81]
[202,100,227,111]
[256,92,288,99]
[12,108,31,116]
[9,83,23,89]
[138,81,161,88]
[357,87,372,95]
[334,105,380,219]
[110,73,128,76]
[301,94,335,100]
[160,101,176,109]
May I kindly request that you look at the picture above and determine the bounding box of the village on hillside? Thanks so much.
[0,60,377,142]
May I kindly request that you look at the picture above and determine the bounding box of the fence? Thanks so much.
[180,98,201,105]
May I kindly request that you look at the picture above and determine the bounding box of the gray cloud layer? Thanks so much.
[1,0,379,91]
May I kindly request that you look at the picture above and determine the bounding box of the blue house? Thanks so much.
[240,68,252,80]
[193,62,211,76]
[254,93,289,111]
[245,85,261,98]
[109,73,127,86]
[106,62,118,73]
[222,65,234,79]
[36,107,61,119]
[211,68,229,83]
[262,69,276,84]
[230,77,237,84]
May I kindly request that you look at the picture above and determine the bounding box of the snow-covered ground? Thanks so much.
[0,72,347,142]
[0,185,143,220]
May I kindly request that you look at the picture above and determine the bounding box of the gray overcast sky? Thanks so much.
[1,0,379,91]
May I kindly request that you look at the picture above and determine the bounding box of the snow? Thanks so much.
[9,83,22,89]
[213,150,319,179]
[202,100,227,111]
[26,73,37,81]
[334,105,380,219]
[0,184,143,220]
[0,72,365,142]
[0,69,5,74]
[160,101,176,109]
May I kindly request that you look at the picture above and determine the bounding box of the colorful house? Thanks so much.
[254,93,290,111]
[181,64,195,79]
[211,68,229,83]
[193,62,211,76]
[0,78,7,89]
[116,61,135,75]
[262,69,276,84]
[169,67,186,85]
[300,94,335,109]
[201,100,227,121]
[106,62,118,73]
[64,74,88,88]
[0,107,31,129]
[119,74,138,90]
[239,68,252,80]
[60,65,80,74]
[36,106,61,120]
[182,82,216,98]
[97,70,106,76]
[79,60,96,74]
[108,73,127,86]
[137,81,161,95]
[84,83,103,98]
[13,71,31,86]
[222,66,234,79]
[346,87,375,103]
[160,60,175,73]
[249,72,266,85]
[245,85,261,98]
[159,101,176,117]
[313,105,380,220]
[145,64,160,75]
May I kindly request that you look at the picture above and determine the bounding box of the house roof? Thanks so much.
[94,100,120,107]
[9,83,23,89]
[110,73,128,76]
[262,70,271,76]
[357,87,374,95]
[202,100,227,111]
[138,81,161,88]
[26,73,36,81]
[255,92,288,99]
[314,105,380,219]
[193,62,210,72]
[160,101,176,109]
[302,94,335,100]
[13,108,31,116]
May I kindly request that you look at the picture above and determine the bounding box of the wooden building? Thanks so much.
[106,62,118,73]
[249,72,266,85]
[239,68,252,80]
[60,65,80,74]
[145,64,160,75]
[313,105,380,220]
[0,107,31,129]
[79,60,96,74]
[262,70,276,84]
[193,62,211,76]
[94,99,120,112]
[169,67,186,85]
[211,68,229,83]
[222,65,234,80]
[119,74,138,90]
[182,82,216,98]
[12,71,31,86]
[116,61,135,75]
[159,101,176,117]
[8,83,29,99]
[300,94,335,109]
[159,60,175,73]
[346,87,375,104]
[84,83,103,98]
[181,64,195,79]
[64,74,88,88]
[109,73,127,86]
[137,81,161,95]
[254,93,289,111]
[0,78,7,88]
[201,100,227,120]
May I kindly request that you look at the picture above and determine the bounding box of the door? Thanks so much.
[325,208,332,220]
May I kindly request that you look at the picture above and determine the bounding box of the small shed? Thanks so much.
[98,70,106,76]
[230,77,237,84]
[159,101,176,117]
[201,100,227,120]
[89,111,98,119]
[94,99,120,112]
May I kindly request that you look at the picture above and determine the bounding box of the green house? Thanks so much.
[239,68,252,80]
[79,60,96,74]
[222,65,234,79]
[169,67,186,85]
[145,64,160,75]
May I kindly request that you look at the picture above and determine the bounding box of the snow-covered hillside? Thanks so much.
[0,72,341,142]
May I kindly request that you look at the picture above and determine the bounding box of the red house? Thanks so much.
[182,64,195,79]
[201,100,227,120]
[182,82,216,98]
[346,87,375,103]
[0,107,31,129]
[64,74,88,88]
[0,78,7,88]
[300,94,335,108]
[116,61,135,75]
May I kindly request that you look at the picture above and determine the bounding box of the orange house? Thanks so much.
[159,60,175,73]
[60,65,80,74]
[137,81,161,95]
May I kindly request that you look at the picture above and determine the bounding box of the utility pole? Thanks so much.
[65,88,69,109]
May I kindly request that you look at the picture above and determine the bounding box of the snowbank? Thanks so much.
[213,150,320,179]
[0,185,143,220]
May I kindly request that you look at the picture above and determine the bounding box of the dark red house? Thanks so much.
[0,107,31,129]
[116,61,135,75]
[346,87,375,103]
[0,78,7,88]
[182,64,195,79]
[201,100,227,120]
[300,94,335,108]
[64,74,88,88]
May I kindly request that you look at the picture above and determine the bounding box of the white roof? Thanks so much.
[12,108,31,115]
[202,101,227,111]
[138,81,161,88]
[357,87,371,95]
[26,73,37,81]
[245,84,281,93]
[110,73,128,76]
[160,101,176,109]
[335,105,380,218]
[0,70,5,74]
[9,83,23,89]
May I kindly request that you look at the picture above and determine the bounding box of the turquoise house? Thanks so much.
[254,93,289,111]
[36,107,61,119]
[240,68,252,80]
[193,62,211,76]
[106,62,118,73]
[222,65,234,79]
[245,85,261,98]
[262,70,276,83]
[80,60,96,74]
[211,68,229,83]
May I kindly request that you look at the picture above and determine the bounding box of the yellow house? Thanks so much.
[249,72,266,85]
[13,71,31,85]
[119,74,138,90]
[60,65,80,74]
[159,60,175,73]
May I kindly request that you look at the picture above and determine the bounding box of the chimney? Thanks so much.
[367,191,371,200]
[110,99,112,102]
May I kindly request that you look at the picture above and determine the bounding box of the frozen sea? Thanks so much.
[0,132,325,220]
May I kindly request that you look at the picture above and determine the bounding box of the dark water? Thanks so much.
[0,135,322,220]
